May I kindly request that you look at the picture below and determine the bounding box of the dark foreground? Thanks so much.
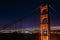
[0,33,39,40]
[0,33,60,40]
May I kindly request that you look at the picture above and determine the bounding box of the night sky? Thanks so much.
[0,0,60,29]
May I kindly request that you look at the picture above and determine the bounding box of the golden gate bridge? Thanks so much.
[0,4,60,40]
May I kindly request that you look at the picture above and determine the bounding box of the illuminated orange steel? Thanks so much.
[40,4,50,40]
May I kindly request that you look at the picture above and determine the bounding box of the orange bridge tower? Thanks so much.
[40,4,50,40]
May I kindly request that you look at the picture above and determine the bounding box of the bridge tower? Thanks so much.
[40,4,50,40]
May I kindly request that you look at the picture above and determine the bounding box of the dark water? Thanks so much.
[0,33,39,40]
